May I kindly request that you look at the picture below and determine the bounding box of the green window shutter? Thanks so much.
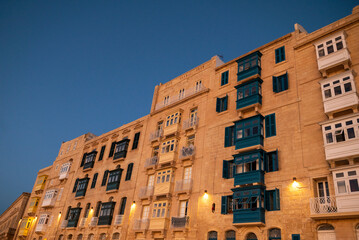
[272,76,278,93]
[275,48,280,63]
[292,234,300,240]
[101,170,109,186]
[281,46,285,62]
[222,160,229,179]
[91,173,98,189]
[275,188,280,210]
[119,197,127,215]
[72,178,79,193]
[264,190,269,211]
[265,115,270,137]
[283,72,289,90]
[274,150,279,171]
[80,153,87,167]
[109,142,116,157]
[221,196,228,214]
[216,98,220,112]
[225,126,232,147]
[132,132,140,150]
[224,96,228,111]
[98,146,105,161]
[125,163,134,181]
[270,114,276,136]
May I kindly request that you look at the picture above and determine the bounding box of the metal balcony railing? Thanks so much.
[114,215,124,225]
[149,129,163,141]
[138,186,154,199]
[60,220,68,229]
[174,179,193,192]
[179,145,195,159]
[154,85,207,111]
[89,217,98,227]
[78,218,87,228]
[133,219,149,230]
[171,216,189,228]
[183,117,199,130]
[145,156,158,168]
[310,196,338,214]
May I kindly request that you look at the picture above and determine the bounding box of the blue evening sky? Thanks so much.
[0,0,357,213]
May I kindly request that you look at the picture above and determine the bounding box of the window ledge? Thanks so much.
[274,60,288,67]
[219,83,231,89]
[106,189,119,194]
[216,110,228,116]
[274,89,289,96]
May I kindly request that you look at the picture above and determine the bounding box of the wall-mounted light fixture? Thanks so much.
[203,190,209,199]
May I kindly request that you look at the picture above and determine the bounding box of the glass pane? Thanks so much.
[335,130,345,142]
[344,82,352,92]
[318,49,325,57]
[349,179,359,192]
[324,89,332,98]
[347,128,355,139]
[318,182,324,197]
[334,86,342,95]
[337,181,347,193]
[348,171,356,176]
[237,130,243,139]
[336,41,343,50]
[327,45,334,54]
[326,133,333,143]
[336,172,344,178]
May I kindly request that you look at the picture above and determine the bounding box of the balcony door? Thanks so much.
[142,206,149,219]
[179,200,188,217]
[317,181,331,213]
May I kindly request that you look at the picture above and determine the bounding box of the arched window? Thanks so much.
[77,234,83,240]
[317,224,336,240]
[58,235,64,240]
[112,233,120,240]
[246,233,258,240]
[87,234,94,240]
[208,231,218,240]
[269,228,281,240]
[67,234,73,240]
[99,233,106,240]
[226,230,236,240]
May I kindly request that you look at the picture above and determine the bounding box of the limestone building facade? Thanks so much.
[0,193,30,240]
[15,5,359,240]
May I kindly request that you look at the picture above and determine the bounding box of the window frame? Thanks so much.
[272,73,288,93]
[221,71,229,86]
[314,32,346,59]
[165,112,181,127]
[152,201,168,218]
[161,139,176,154]
[265,113,276,138]
[156,169,172,184]
[333,168,359,195]
[216,95,228,113]
[320,71,355,102]
[275,46,285,63]
[322,116,359,145]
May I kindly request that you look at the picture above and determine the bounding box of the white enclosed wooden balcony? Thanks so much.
[320,71,358,117]
[163,123,180,137]
[314,32,350,77]
[41,189,58,208]
[317,48,350,76]
[321,114,359,161]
